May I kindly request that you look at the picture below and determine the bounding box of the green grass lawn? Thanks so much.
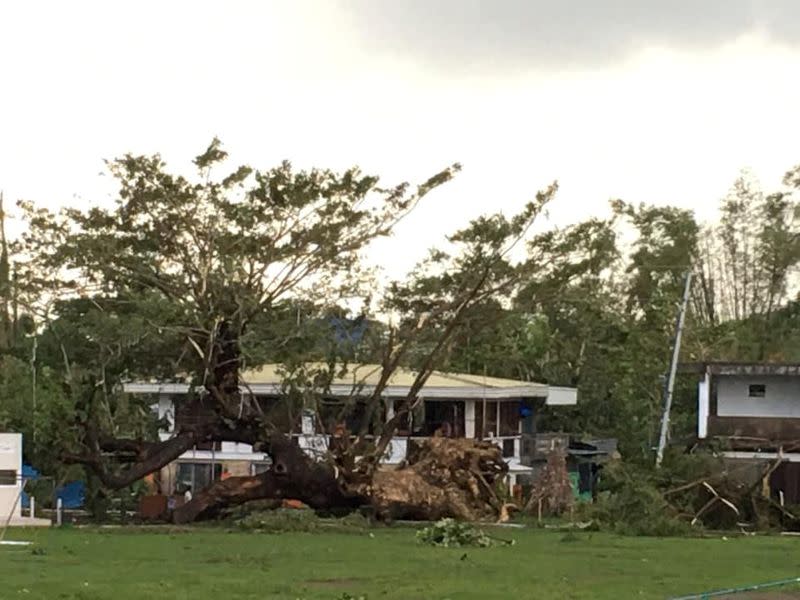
[1,525,799,599]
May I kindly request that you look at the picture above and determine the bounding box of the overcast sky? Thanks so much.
[1,1,799,280]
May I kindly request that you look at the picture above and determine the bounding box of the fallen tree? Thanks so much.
[20,139,556,522]
[588,451,800,535]
[173,436,509,523]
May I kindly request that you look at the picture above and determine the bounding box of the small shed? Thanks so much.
[567,438,619,501]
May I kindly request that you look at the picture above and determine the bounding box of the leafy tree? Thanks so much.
[19,140,556,521]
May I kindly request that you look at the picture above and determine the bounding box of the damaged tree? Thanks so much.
[19,140,557,522]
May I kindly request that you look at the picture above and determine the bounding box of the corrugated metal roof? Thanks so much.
[124,363,577,404]
[242,363,546,390]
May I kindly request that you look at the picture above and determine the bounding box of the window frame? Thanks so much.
[0,469,18,486]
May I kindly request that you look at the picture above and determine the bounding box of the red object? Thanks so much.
[139,495,168,519]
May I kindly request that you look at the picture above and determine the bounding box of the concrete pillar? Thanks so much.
[301,410,314,434]
[385,398,394,421]
[465,400,476,438]
[698,371,710,439]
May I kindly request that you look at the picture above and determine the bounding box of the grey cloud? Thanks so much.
[337,0,800,72]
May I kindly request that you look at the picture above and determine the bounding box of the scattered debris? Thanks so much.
[524,450,574,517]
[416,518,514,548]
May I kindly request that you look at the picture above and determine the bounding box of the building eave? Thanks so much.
[123,382,576,405]
[679,362,800,377]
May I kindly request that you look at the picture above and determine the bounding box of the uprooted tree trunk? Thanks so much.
[172,433,361,523]
[173,436,509,524]
[357,437,509,522]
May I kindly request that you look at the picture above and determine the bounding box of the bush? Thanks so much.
[587,461,693,537]
[416,518,492,548]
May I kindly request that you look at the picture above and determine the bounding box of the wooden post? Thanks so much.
[537,498,543,524]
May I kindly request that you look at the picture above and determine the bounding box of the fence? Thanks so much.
[670,576,800,599]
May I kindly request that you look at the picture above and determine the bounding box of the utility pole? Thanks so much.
[656,270,693,468]
[31,336,37,444]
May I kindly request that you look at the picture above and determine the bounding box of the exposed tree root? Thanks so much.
[173,436,509,523]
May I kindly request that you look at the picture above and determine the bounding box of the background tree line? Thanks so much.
[0,148,798,515]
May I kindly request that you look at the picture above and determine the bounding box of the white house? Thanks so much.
[0,433,22,522]
[124,364,578,494]
[687,362,800,504]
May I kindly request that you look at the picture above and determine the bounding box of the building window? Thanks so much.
[0,470,16,486]
[176,463,222,494]
[748,384,766,398]
[475,401,520,438]
[502,438,515,458]
[423,401,465,437]
[499,401,522,436]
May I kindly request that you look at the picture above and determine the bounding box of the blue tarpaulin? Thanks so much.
[20,464,39,509]
[19,464,86,509]
[55,481,85,509]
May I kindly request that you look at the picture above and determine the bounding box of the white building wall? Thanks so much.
[717,375,800,418]
[546,387,578,406]
[0,433,22,520]
[698,372,710,438]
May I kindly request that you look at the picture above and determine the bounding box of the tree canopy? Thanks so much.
[3,140,800,519]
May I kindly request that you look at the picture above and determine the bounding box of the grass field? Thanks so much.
[1,525,799,599]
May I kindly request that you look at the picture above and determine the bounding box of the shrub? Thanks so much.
[416,518,492,548]
[587,460,693,537]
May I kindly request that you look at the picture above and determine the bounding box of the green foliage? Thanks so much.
[416,518,493,547]
[439,164,800,460]
[584,452,735,536]
[8,135,800,516]
[0,355,77,478]
[18,140,460,400]
[588,461,692,537]
[234,508,372,534]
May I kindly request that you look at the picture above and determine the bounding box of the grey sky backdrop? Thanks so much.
[342,0,800,70]
[1,1,799,280]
